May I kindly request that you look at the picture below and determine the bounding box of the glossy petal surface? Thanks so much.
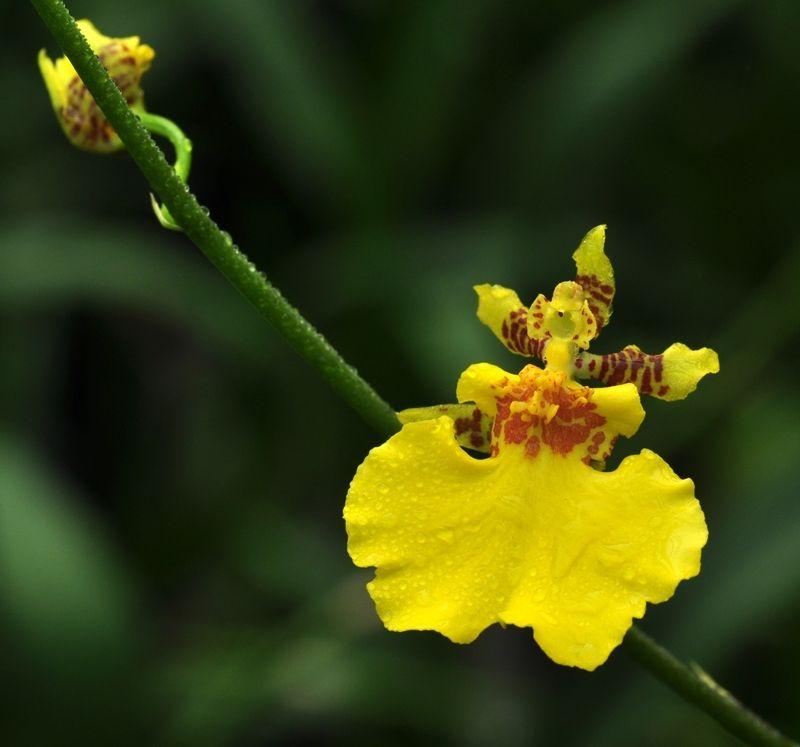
[344,415,707,670]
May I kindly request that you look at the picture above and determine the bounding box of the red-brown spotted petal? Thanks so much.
[573,226,614,335]
[575,343,720,401]
[474,284,546,359]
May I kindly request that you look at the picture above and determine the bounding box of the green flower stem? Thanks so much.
[30,0,399,438]
[623,627,795,747]
[139,112,192,181]
[28,1,798,745]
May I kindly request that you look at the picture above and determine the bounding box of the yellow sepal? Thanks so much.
[576,343,720,401]
[474,284,544,358]
[573,225,612,284]
[660,343,720,401]
[573,225,614,332]
[37,49,65,111]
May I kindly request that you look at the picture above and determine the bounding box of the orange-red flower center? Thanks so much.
[490,366,615,462]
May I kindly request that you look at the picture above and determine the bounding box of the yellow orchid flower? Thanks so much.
[38,19,154,153]
[344,226,719,671]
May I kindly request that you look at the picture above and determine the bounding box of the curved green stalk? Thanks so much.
[139,111,193,230]
[27,1,799,745]
[139,112,193,181]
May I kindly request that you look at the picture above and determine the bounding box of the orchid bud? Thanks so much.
[38,19,154,153]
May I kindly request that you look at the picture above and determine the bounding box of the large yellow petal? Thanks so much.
[345,417,506,644]
[500,447,706,670]
[576,343,720,401]
[344,419,707,670]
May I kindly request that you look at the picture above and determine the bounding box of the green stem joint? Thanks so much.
[139,111,193,230]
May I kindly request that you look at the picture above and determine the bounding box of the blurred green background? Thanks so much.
[2,1,799,745]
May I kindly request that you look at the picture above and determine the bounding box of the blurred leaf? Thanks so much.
[160,626,542,746]
[0,219,281,368]
[0,435,137,660]
[193,0,377,217]
[0,434,147,742]
[483,0,743,201]
[372,0,507,205]
[645,239,800,456]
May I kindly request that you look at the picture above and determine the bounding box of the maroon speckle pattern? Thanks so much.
[499,307,546,359]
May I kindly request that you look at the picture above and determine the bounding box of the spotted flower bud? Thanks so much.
[38,19,154,153]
